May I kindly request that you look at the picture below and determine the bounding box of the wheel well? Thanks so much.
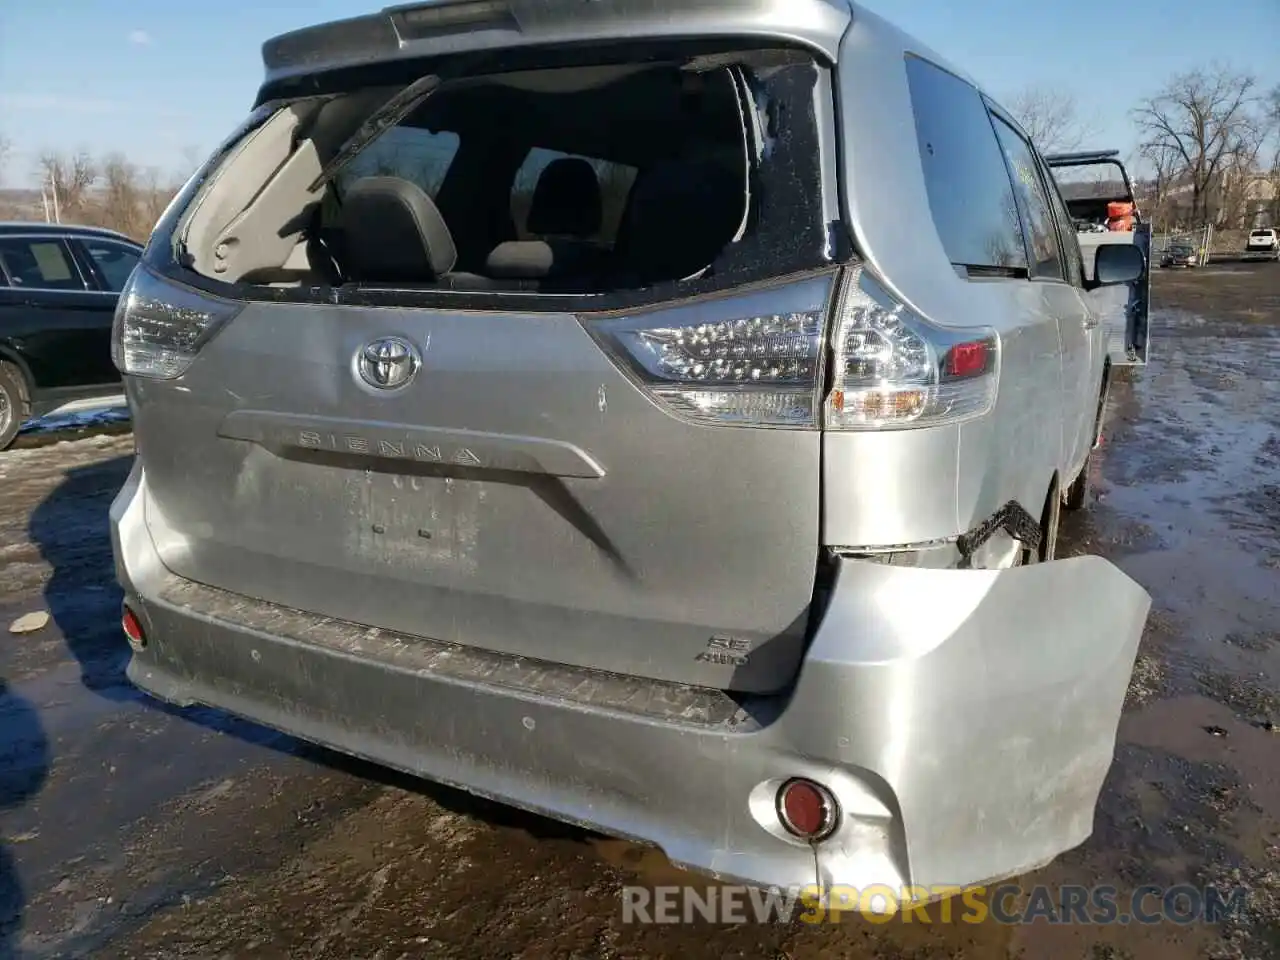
[1041,472,1062,560]
[1093,359,1112,441]
[0,345,34,401]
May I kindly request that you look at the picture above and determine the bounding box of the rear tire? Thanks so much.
[0,362,31,451]
[1063,452,1091,511]
[1065,374,1110,512]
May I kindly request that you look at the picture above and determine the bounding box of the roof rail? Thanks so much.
[0,221,138,241]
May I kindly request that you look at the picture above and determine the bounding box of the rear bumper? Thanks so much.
[111,463,1151,894]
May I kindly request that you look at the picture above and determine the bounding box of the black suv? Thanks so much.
[0,222,142,448]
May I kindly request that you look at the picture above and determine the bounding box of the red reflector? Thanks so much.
[122,607,145,648]
[946,341,988,378]
[777,779,837,840]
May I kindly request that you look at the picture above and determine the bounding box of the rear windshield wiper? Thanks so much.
[307,73,444,192]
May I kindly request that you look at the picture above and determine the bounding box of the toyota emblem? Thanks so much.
[356,336,420,391]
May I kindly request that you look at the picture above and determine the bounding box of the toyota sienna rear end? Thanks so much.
[111,0,1151,898]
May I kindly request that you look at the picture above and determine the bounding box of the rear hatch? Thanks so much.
[119,33,846,694]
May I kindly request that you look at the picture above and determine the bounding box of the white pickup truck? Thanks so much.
[1047,150,1152,365]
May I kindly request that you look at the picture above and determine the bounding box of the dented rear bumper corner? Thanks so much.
[789,555,1150,892]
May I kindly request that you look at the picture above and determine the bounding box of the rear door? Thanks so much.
[1036,154,1107,453]
[74,236,142,294]
[1045,152,1151,365]
[0,235,119,389]
[989,115,1102,480]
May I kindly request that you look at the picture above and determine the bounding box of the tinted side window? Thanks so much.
[989,116,1066,281]
[904,56,1027,271]
[1038,157,1084,286]
[336,126,461,199]
[81,239,142,293]
[0,238,86,291]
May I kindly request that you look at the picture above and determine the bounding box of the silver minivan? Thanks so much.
[111,0,1152,900]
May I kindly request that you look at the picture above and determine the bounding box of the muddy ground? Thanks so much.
[1,262,1278,960]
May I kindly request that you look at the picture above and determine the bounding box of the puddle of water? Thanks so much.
[1123,697,1280,818]
[1050,306,1280,957]
[1094,331,1280,678]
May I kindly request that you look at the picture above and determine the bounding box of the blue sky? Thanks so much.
[1,0,1277,187]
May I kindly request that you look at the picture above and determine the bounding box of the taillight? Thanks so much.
[579,268,998,430]
[112,266,242,379]
[824,267,998,430]
[121,606,146,652]
[590,278,830,427]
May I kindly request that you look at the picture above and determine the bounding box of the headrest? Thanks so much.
[527,158,603,238]
[339,176,456,282]
[485,239,608,281]
[485,240,556,279]
[616,158,743,283]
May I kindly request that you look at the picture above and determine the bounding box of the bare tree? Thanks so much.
[1262,84,1280,225]
[1214,120,1266,228]
[19,147,183,238]
[96,154,186,238]
[1139,140,1186,228]
[99,153,147,238]
[0,134,10,181]
[1008,87,1092,154]
[140,166,172,228]
[38,150,97,219]
[1132,65,1259,225]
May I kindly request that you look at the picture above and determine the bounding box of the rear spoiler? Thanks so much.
[262,14,399,85]
[258,0,851,90]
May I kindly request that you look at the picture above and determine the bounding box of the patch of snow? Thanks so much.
[20,401,130,437]
[0,433,134,478]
